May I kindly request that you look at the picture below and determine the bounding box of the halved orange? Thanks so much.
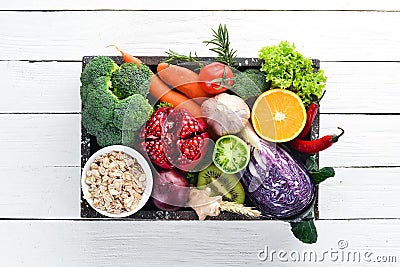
[251,89,306,143]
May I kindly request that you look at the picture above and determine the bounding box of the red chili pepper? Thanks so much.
[298,101,319,139]
[290,127,344,154]
[297,92,325,140]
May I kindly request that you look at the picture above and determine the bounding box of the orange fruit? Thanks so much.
[251,89,306,143]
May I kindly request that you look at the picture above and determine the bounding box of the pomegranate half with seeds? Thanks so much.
[139,106,209,171]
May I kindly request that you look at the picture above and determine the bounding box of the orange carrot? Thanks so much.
[150,76,203,118]
[157,63,212,104]
[107,45,143,66]
[110,45,203,118]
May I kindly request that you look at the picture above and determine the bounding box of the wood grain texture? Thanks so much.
[1,61,400,113]
[0,166,396,220]
[0,11,399,61]
[0,114,394,167]
[0,61,81,113]
[322,62,400,114]
[319,168,400,219]
[320,115,400,167]
[0,0,399,11]
[0,166,80,218]
[0,114,80,167]
[0,220,399,266]
[0,6,398,264]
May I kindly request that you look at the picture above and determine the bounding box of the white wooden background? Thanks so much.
[1,1,400,266]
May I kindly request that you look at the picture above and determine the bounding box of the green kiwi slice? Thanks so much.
[212,135,250,174]
[197,164,245,204]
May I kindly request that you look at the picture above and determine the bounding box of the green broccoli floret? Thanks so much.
[122,130,136,148]
[113,94,153,131]
[81,108,106,136]
[80,56,153,148]
[80,56,119,106]
[96,124,122,147]
[230,69,269,100]
[85,82,119,125]
[81,76,111,106]
[112,63,152,99]
[80,80,94,105]
[80,56,119,87]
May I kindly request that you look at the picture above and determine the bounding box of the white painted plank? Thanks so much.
[0,115,396,219]
[0,220,400,266]
[0,61,81,113]
[0,113,395,218]
[0,166,397,220]
[0,11,399,61]
[319,168,400,219]
[0,114,396,167]
[1,0,400,11]
[322,62,400,114]
[1,61,399,113]
[0,114,80,167]
[320,115,400,167]
[0,166,80,218]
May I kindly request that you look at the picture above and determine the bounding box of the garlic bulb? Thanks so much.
[201,93,251,136]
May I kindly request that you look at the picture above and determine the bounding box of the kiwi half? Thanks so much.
[197,164,245,204]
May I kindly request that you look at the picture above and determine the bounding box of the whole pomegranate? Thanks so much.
[140,106,209,171]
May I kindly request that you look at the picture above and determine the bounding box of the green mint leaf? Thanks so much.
[185,172,197,186]
[305,156,319,172]
[290,220,318,244]
[310,167,335,184]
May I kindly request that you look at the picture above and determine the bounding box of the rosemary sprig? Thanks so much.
[162,49,200,64]
[203,24,237,66]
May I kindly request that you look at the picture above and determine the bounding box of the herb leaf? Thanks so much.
[305,156,335,184]
[185,172,197,186]
[290,220,318,244]
[162,49,200,65]
[310,167,335,184]
[305,156,319,172]
[203,24,237,66]
[258,41,327,107]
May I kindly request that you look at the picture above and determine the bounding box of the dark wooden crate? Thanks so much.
[80,56,320,221]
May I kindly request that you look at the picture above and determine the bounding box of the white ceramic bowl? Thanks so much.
[81,145,153,218]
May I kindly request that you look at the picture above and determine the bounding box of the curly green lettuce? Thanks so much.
[258,41,327,107]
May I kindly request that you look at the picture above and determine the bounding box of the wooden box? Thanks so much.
[80,56,320,220]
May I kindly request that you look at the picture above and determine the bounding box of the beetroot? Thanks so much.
[152,169,190,211]
[140,106,209,171]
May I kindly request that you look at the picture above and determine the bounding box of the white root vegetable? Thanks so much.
[187,188,262,220]
[201,93,250,136]
[187,188,222,221]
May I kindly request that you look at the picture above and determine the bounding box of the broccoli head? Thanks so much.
[80,76,112,106]
[96,124,122,147]
[113,94,153,131]
[81,56,154,148]
[85,82,119,125]
[122,129,136,148]
[81,108,106,136]
[112,62,152,99]
[230,69,270,100]
[80,56,119,87]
